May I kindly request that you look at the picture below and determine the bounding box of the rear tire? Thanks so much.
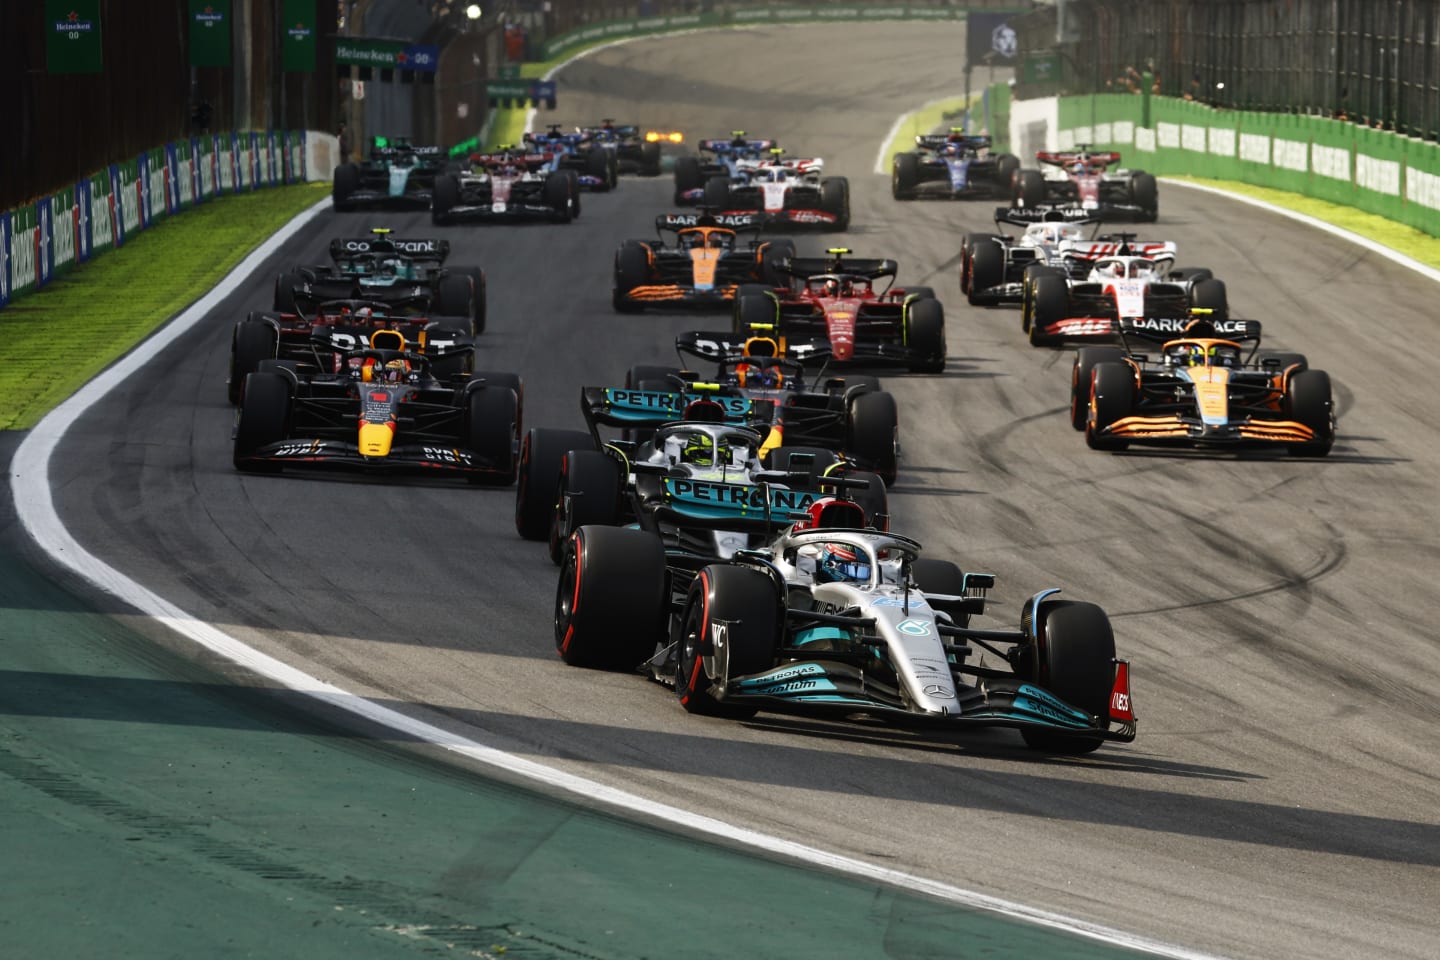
[1189,278,1228,321]
[734,292,777,335]
[1015,169,1046,207]
[703,176,730,209]
[229,318,278,406]
[966,242,1004,306]
[555,526,666,670]
[515,427,593,540]
[904,298,946,373]
[820,177,850,230]
[846,390,899,486]
[1130,172,1159,221]
[1020,600,1116,754]
[332,163,360,211]
[759,238,795,287]
[674,155,703,204]
[676,565,780,718]
[434,274,476,330]
[432,173,460,225]
[273,272,303,313]
[549,449,623,564]
[544,173,572,223]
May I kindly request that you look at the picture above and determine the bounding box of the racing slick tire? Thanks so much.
[464,266,488,335]
[846,390,899,487]
[1070,346,1126,430]
[332,163,360,211]
[674,155,703,204]
[544,173,573,223]
[1021,265,1066,333]
[613,240,651,313]
[734,291,778,335]
[820,177,850,230]
[1130,172,1159,222]
[703,176,730,209]
[472,371,523,435]
[677,564,780,718]
[903,298,947,373]
[1283,369,1335,457]
[891,152,920,200]
[555,525,667,671]
[759,239,795,287]
[1014,169,1046,207]
[966,242,1005,306]
[273,272,303,313]
[434,274,477,332]
[1086,362,1134,451]
[228,317,279,405]
[1028,273,1070,347]
[549,449,624,564]
[465,381,520,486]
[1020,599,1117,754]
[1189,278,1228,320]
[994,154,1020,192]
[640,141,662,177]
[432,173,460,225]
[586,149,613,191]
[515,427,593,540]
[233,371,292,471]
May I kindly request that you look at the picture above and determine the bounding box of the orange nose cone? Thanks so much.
[359,422,396,458]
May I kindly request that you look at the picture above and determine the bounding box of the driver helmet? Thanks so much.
[380,358,410,382]
[823,278,841,297]
[356,306,373,321]
[816,543,871,584]
[1168,343,1209,367]
[379,260,398,279]
[734,363,783,389]
[680,432,717,465]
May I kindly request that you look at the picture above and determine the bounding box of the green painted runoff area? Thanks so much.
[0,457,1155,958]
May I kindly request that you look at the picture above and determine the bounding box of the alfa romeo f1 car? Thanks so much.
[431,145,577,224]
[524,124,618,191]
[612,212,795,312]
[733,249,946,372]
[272,230,486,334]
[891,131,1019,201]
[228,299,476,405]
[553,518,1136,754]
[1021,244,1226,347]
[1076,317,1334,455]
[1012,145,1158,221]
[700,148,850,230]
[673,132,777,204]
[233,327,522,480]
[333,136,444,211]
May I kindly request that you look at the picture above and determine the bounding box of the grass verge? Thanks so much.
[0,182,330,431]
[877,95,981,171]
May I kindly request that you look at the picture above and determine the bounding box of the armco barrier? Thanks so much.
[1,130,313,313]
[1011,93,1440,242]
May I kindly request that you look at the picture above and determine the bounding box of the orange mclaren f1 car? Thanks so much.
[612,212,794,312]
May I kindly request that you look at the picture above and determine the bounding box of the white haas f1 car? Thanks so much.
[1012,146,1158,222]
[702,148,850,230]
[1022,240,1227,347]
[553,510,1137,754]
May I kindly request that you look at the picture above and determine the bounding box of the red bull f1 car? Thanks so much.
[1076,318,1335,456]
[233,327,522,481]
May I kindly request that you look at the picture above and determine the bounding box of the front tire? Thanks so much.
[233,371,292,471]
[1086,362,1134,450]
[1284,369,1335,457]
[1020,600,1116,754]
[676,565,780,718]
[1070,347,1126,430]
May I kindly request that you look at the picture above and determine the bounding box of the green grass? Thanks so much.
[0,182,329,430]
[877,95,981,169]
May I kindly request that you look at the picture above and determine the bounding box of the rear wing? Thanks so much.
[917,133,991,152]
[677,329,835,366]
[581,384,772,432]
[1119,316,1261,343]
[655,212,763,233]
[1036,149,1122,168]
[993,206,1097,228]
[782,255,898,281]
[328,236,451,262]
[700,138,776,154]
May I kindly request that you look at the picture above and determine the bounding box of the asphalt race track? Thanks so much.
[42,23,1440,960]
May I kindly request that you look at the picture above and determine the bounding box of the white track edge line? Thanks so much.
[7,85,1228,960]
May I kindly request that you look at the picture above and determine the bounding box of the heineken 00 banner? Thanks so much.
[189,0,232,67]
[46,0,103,74]
[283,0,316,72]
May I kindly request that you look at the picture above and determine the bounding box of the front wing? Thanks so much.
[236,438,513,477]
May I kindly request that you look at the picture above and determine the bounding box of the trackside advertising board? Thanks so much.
[540,5,968,60]
[1024,93,1440,240]
[1,130,308,312]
